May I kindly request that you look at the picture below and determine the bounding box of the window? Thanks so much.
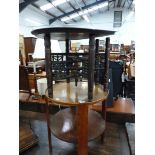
[113,11,122,27]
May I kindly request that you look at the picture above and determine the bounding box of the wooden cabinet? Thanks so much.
[24,37,37,64]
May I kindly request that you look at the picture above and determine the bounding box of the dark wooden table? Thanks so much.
[31,27,115,155]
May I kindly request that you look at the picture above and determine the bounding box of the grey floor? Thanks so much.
[20,110,130,155]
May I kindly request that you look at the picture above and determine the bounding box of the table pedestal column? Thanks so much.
[77,104,88,155]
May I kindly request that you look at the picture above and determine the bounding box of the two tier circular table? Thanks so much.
[32,27,115,155]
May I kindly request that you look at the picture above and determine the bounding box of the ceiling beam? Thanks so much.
[79,0,92,17]
[46,0,76,22]
[31,3,56,18]
[128,0,133,9]
[122,0,127,8]
[49,0,107,24]
[31,3,68,24]
[19,0,39,12]
[96,0,102,13]
[114,0,116,8]
[108,0,114,10]
[67,1,83,20]
[117,0,122,7]
[56,6,77,22]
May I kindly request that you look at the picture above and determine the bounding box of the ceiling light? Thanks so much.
[61,17,71,22]
[70,13,79,19]
[98,2,108,8]
[52,0,67,6]
[60,1,108,22]
[78,10,89,16]
[82,15,89,23]
[40,3,53,11]
[40,0,70,11]
[25,18,41,25]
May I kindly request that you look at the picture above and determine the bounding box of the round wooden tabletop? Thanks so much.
[31,27,115,40]
[45,81,108,106]
[51,108,105,143]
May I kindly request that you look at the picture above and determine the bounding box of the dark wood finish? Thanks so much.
[77,104,88,155]
[66,39,70,83]
[103,37,110,91]
[19,65,31,101]
[88,34,95,100]
[31,27,115,40]
[50,52,107,81]
[31,27,114,155]
[95,39,99,84]
[44,34,53,98]
[19,65,30,92]
[45,96,52,153]
[24,37,36,64]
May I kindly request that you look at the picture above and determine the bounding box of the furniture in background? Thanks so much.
[125,78,135,102]
[32,27,115,155]
[19,65,31,100]
[19,65,39,153]
[24,37,37,64]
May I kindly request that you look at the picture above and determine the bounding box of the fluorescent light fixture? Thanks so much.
[25,18,41,25]
[40,3,53,11]
[61,17,71,22]
[52,0,67,6]
[60,2,108,22]
[98,2,108,8]
[82,15,89,23]
[70,13,79,19]
[40,0,69,11]
[78,11,84,16]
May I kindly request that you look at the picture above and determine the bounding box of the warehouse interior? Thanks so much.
[19,0,135,155]
[1,0,155,155]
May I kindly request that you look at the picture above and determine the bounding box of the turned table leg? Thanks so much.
[77,104,88,155]
[101,100,106,143]
[45,97,52,153]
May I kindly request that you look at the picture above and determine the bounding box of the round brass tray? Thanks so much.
[51,108,105,143]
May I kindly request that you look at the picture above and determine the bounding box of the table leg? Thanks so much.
[45,97,52,153]
[77,104,88,155]
[101,100,106,143]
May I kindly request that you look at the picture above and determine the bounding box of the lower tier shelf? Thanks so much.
[51,108,105,143]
